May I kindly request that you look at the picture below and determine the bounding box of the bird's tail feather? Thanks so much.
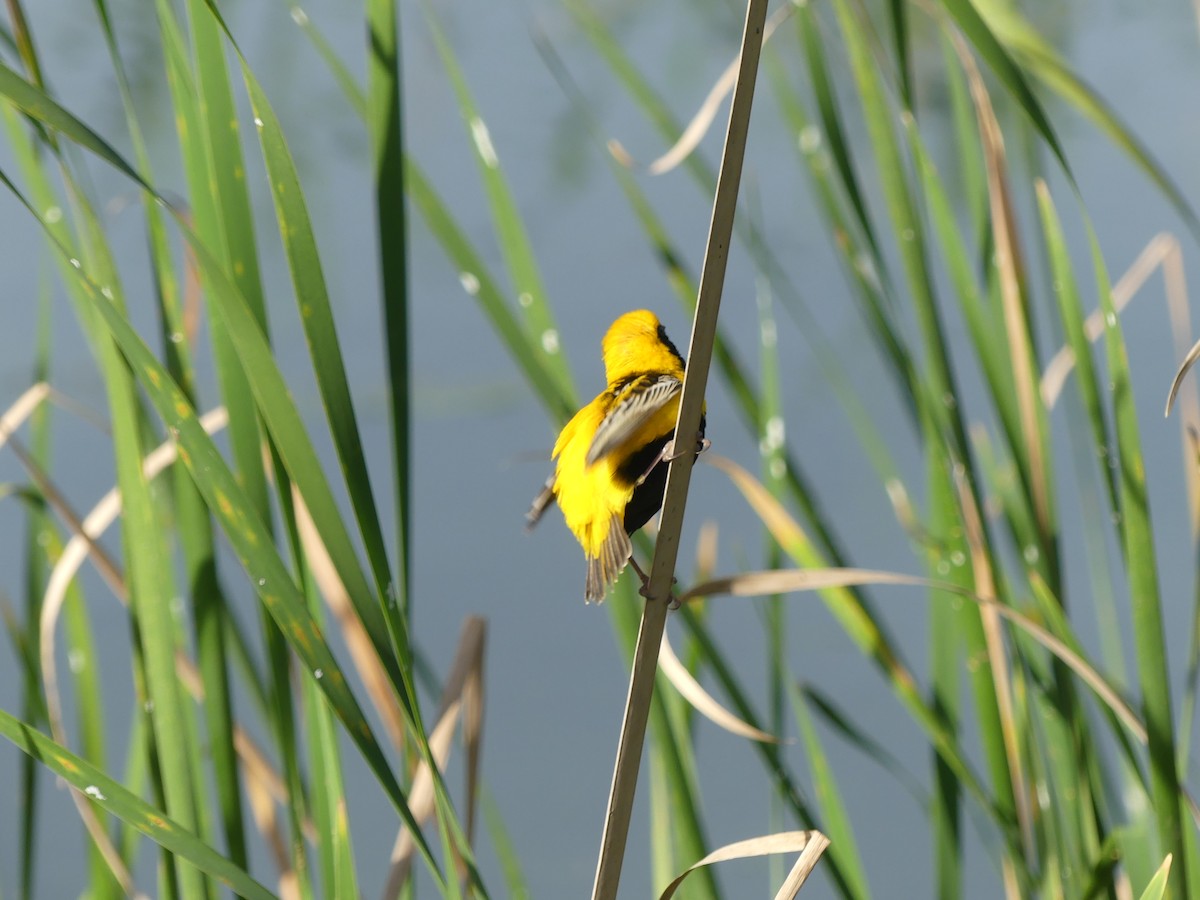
[525,474,556,531]
[585,515,632,603]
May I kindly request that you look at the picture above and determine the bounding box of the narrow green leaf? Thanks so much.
[1086,223,1187,894]
[235,38,397,639]
[365,0,413,624]
[0,711,277,900]
[973,0,1200,240]
[0,163,445,887]
[936,0,1071,176]
[791,686,871,900]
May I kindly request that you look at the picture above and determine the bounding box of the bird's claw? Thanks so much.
[637,574,679,609]
[662,435,711,462]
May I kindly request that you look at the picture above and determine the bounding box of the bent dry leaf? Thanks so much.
[1042,233,1180,410]
[382,616,487,897]
[679,566,1147,745]
[657,830,829,900]
[1168,336,1200,419]
[659,630,783,744]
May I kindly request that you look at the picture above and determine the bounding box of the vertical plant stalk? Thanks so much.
[590,0,767,896]
[367,0,413,623]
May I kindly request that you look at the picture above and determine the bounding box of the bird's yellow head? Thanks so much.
[601,310,686,385]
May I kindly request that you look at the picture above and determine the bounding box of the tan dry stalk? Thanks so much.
[959,33,1053,551]
[589,0,768,895]
[954,466,1033,882]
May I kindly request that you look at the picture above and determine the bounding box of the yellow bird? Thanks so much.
[527,310,706,602]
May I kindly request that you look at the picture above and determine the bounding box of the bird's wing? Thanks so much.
[585,374,682,466]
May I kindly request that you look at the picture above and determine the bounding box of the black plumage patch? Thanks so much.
[617,410,707,536]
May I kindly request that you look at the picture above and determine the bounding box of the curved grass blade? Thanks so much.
[0,164,446,887]
[2,44,404,697]
[91,0,251,874]
[0,710,277,900]
[658,631,781,744]
[228,26,397,633]
[657,831,829,900]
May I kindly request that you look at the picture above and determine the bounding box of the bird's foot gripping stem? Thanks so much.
[634,435,712,487]
[663,435,711,462]
[629,557,680,610]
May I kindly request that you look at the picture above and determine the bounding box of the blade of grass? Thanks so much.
[92,0,251,871]
[936,0,1071,176]
[790,686,871,899]
[0,163,447,887]
[973,0,1200,240]
[0,710,277,900]
[365,0,413,623]
[1085,222,1188,895]
[207,4,401,675]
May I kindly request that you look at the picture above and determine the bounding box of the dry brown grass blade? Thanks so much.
[679,566,1148,744]
[382,706,458,898]
[695,520,719,580]
[956,32,1052,547]
[659,629,783,743]
[703,454,810,552]
[680,567,927,602]
[607,3,791,175]
[772,832,835,900]
[461,620,485,848]
[1157,236,1200,531]
[0,382,50,450]
[240,728,298,900]
[7,432,125,596]
[954,467,1033,871]
[1042,233,1179,408]
[1,386,124,593]
[380,617,486,899]
[1168,337,1200,418]
[25,404,228,900]
[293,486,406,750]
[655,830,829,900]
